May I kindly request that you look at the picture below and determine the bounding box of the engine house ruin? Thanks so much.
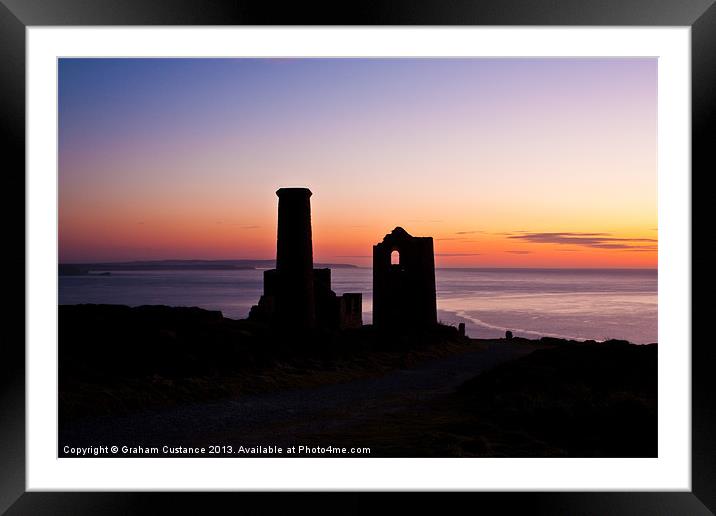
[372,227,437,330]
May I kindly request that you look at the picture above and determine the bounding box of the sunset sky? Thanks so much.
[59,58,657,268]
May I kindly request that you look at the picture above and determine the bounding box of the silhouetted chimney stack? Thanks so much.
[249,187,362,331]
[275,187,315,328]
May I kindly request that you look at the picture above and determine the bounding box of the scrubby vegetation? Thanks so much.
[59,304,471,421]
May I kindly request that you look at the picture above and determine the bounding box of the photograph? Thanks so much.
[2,0,711,509]
[57,57,658,459]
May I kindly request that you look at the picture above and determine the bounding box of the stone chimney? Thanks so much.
[275,187,315,328]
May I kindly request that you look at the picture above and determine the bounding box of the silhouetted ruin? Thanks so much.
[373,227,437,330]
[249,188,362,330]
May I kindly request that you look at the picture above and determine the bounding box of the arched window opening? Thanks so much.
[391,250,400,265]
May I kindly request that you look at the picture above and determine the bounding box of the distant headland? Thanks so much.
[58,259,360,275]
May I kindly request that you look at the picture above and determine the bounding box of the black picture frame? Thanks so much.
[1,0,714,513]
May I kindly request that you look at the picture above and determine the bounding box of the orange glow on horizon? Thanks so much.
[59,58,657,267]
[60,199,657,268]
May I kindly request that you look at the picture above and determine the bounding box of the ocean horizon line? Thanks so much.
[58,259,657,272]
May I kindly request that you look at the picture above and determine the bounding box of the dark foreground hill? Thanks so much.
[58,304,656,457]
[447,341,658,456]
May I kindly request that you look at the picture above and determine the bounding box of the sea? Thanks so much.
[58,268,657,344]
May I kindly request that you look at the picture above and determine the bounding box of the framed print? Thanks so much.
[2,0,715,513]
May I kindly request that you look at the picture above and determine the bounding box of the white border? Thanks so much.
[27,27,691,491]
